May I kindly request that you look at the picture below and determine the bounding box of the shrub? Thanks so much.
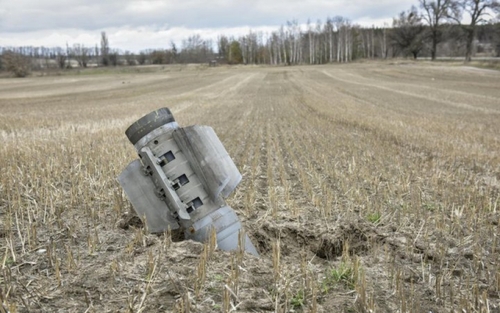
[1,51,31,77]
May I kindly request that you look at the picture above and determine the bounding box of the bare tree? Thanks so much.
[240,35,248,64]
[315,19,323,63]
[180,34,214,63]
[150,50,167,64]
[124,51,136,65]
[170,41,178,63]
[420,0,461,60]
[228,40,243,64]
[325,18,334,62]
[390,6,426,59]
[380,23,390,58]
[456,0,500,61]
[138,52,147,65]
[287,20,301,64]
[1,51,31,77]
[279,26,288,65]
[217,35,230,62]
[72,44,89,67]
[344,21,353,62]
[307,20,314,64]
[56,51,67,69]
[494,20,500,56]
[100,31,110,66]
[109,50,119,66]
[333,16,346,62]
[65,42,74,68]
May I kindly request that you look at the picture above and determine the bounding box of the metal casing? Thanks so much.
[118,108,259,256]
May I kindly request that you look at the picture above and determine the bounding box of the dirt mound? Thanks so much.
[251,219,377,260]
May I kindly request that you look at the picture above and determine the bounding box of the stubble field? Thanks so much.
[0,62,499,312]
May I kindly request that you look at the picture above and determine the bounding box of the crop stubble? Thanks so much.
[0,62,499,312]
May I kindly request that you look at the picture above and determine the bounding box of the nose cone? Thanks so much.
[218,232,260,257]
[189,206,259,257]
[125,107,176,145]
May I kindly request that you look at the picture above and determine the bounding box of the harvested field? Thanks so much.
[0,62,499,312]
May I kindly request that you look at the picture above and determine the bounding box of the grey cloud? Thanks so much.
[1,0,416,33]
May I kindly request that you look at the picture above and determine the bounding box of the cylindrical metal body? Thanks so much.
[120,108,258,256]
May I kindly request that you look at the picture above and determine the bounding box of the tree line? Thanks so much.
[1,0,499,77]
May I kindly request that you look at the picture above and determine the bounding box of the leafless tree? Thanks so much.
[150,50,167,64]
[180,35,214,63]
[494,20,500,56]
[390,6,426,59]
[287,20,301,64]
[228,40,243,64]
[1,51,31,77]
[72,44,89,67]
[94,44,99,65]
[100,32,110,66]
[333,16,347,62]
[137,52,147,65]
[420,0,461,60]
[109,50,119,66]
[124,51,136,65]
[56,52,67,69]
[455,0,500,61]
[217,35,229,62]
[315,19,323,63]
[307,20,314,64]
[324,18,334,62]
[170,41,178,63]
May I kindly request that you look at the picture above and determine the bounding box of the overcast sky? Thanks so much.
[1,0,421,52]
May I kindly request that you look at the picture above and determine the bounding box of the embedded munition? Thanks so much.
[118,108,258,256]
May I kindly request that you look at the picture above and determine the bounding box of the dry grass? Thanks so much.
[0,62,499,312]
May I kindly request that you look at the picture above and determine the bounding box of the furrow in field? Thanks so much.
[284,70,454,217]
[260,71,336,220]
[292,69,500,165]
[354,65,500,100]
[166,72,262,125]
[282,68,500,309]
[262,75,310,221]
[163,71,270,222]
[353,66,500,105]
[322,69,500,114]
